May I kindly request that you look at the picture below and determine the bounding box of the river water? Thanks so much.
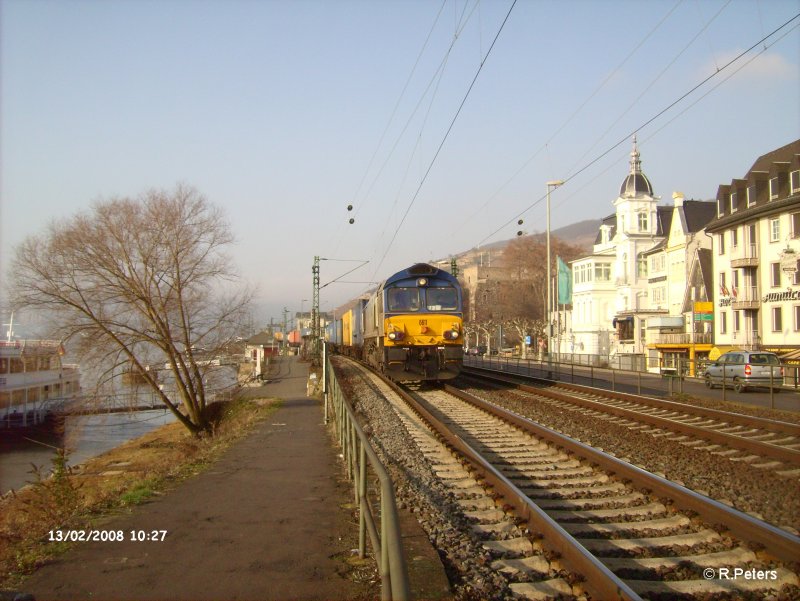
[0,365,237,494]
[0,409,177,494]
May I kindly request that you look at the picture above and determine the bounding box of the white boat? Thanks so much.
[0,317,81,428]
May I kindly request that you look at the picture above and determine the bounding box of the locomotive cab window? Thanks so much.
[388,287,420,312]
[426,287,458,311]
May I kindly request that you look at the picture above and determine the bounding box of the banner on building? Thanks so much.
[557,256,572,305]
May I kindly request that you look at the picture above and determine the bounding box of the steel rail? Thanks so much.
[381,377,641,601]
[464,367,800,465]
[442,383,800,566]
[465,365,800,436]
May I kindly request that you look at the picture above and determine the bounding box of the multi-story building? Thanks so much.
[706,139,800,363]
[568,137,675,369]
[643,193,716,374]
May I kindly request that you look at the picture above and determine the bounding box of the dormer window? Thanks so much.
[747,185,756,207]
[791,170,800,194]
[717,198,724,217]
[730,192,737,213]
[769,176,779,200]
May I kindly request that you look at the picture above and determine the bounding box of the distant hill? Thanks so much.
[448,219,601,268]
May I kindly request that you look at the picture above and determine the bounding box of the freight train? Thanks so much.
[325,263,463,381]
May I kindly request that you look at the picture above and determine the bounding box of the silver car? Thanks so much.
[703,350,784,393]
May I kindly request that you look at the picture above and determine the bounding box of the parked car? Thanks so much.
[703,350,784,393]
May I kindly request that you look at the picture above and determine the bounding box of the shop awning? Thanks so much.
[709,345,740,361]
[612,316,634,327]
[778,348,800,365]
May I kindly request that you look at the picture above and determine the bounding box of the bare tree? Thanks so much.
[10,185,252,436]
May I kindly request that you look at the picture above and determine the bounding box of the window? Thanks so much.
[720,311,727,335]
[717,198,724,217]
[731,269,740,294]
[791,212,800,239]
[794,306,800,332]
[718,233,725,255]
[426,287,457,311]
[771,263,781,287]
[791,170,800,193]
[638,212,649,232]
[769,176,779,200]
[594,263,611,281]
[772,307,783,332]
[747,223,757,248]
[733,310,740,332]
[730,192,737,213]
[637,255,647,279]
[770,218,780,242]
[747,185,756,207]
[387,287,420,312]
[719,272,727,296]
[731,228,738,248]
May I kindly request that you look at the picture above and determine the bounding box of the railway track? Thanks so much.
[463,366,800,476]
[337,358,800,600]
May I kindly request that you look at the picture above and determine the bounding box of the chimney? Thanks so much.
[672,191,684,207]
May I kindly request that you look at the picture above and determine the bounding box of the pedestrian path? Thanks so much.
[20,356,449,600]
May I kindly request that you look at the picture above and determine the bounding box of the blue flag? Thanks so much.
[557,256,572,305]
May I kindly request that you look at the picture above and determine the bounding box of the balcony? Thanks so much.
[732,330,761,349]
[651,332,713,345]
[731,285,760,310]
[731,243,758,268]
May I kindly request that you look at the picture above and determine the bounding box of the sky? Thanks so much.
[2,0,799,330]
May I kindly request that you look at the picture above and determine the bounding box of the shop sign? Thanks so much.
[762,288,800,303]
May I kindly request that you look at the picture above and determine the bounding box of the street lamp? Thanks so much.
[546,180,564,366]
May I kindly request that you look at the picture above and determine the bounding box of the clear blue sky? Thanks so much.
[2,0,798,328]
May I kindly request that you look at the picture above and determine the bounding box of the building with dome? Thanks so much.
[562,137,715,371]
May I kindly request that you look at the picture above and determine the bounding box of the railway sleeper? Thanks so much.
[520,484,636,503]
[502,466,595,480]
[546,501,668,521]
[600,547,757,571]
[559,515,691,537]
[578,528,722,553]
[625,568,798,596]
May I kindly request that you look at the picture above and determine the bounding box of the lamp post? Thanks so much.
[546,180,564,369]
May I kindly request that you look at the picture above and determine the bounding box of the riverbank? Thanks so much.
[0,395,281,588]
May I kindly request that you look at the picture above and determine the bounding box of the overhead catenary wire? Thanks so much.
[457,0,685,233]
[565,0,732,178]
[477,9,800,248]
[329,0,480,259]
[371,0,518,281]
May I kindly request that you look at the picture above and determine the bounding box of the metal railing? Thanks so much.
[466,354,799,410]
[650,332,713,345]
[323,347,410,601]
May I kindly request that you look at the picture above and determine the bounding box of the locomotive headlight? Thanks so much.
[388,330,404,341]
[443,330,460,340]
[417,278,428,287]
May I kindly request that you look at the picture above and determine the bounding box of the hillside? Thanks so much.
[449,219,600,269]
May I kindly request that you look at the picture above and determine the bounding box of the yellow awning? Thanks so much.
[708,345,740,361]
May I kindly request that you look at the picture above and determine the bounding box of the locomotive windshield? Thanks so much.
[425,287,458,311]
[387,287,420,312]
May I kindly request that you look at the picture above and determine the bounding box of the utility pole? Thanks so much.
[312,256,320,361]
[282,307,289,355]
[450,257,459,278]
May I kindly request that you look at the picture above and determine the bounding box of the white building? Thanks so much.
[567,137,674,369]
[643,193,716,375]
[706,139,800,365]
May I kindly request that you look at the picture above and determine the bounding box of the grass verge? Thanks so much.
[0,396,281,588]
